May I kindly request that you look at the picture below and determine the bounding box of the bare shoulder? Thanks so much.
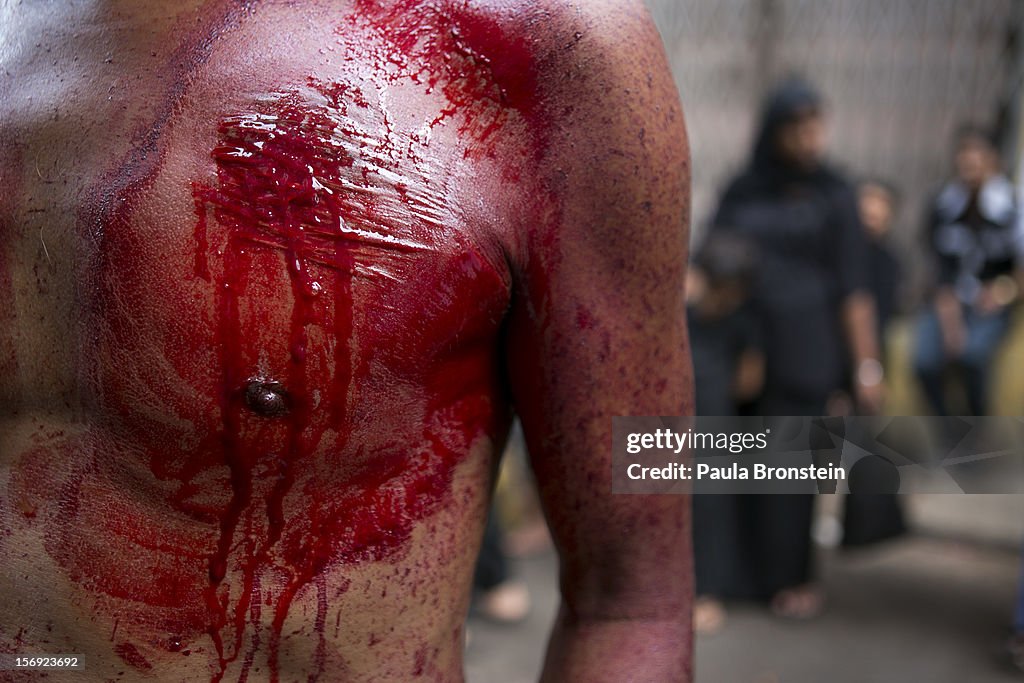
[514,0,687,178]
[467,0,660,55]
[465,0,688,264]
[467,0,679,105]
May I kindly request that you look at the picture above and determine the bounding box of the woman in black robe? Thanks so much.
[702,77,882,617]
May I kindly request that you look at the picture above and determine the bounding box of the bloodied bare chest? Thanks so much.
[1,2,545,679]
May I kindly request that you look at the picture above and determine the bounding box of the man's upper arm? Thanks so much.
[503,0,692,619]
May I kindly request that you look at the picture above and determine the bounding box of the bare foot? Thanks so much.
[770,584,824,620]
[476,580,531,624]
[694,596,727,635]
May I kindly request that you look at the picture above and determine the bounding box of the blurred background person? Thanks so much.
[686,233,764,418]
[842,179,907,548]
[858,179,903,355]
[913,125,1021,417]
[686,232,764,633]
[707,76,883,619]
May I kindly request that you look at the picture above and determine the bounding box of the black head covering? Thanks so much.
[750,76,824,174]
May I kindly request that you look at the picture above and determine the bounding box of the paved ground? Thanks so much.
[465,530,1022,682]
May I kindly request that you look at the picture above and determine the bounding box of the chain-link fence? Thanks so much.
[648,0,1022,297]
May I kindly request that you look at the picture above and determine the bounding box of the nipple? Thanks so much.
[244,379,290,418]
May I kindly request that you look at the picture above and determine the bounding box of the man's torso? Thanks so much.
[0,2,551,679]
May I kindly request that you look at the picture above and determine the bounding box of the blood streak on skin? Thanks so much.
[181,3,547,676]
[351,0,543,153]
[189,81,509,681]
[191,86,364,680]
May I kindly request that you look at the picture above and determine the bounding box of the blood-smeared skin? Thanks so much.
[188,83,511,680]
[182,21,536,672]
[350,0,543,146]
[8,2,553,680]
